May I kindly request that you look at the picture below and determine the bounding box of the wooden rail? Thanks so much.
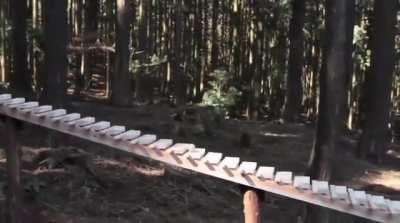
[0,93,399,222]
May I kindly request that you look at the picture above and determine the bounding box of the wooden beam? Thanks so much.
[0,94,399,223]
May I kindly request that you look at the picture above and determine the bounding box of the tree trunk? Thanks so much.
[4,117,22,223]
[0,0,6,83]
[10,0,32,97]
[307,0,349,222]
[283,0,305,123]
[41,0,68,107]
[172,0,186,105]
[74,0,84,96]
[357,0,397,162]
[111,0,132,107]
[211,0,219,70]
[75,0,99,96]
[340,0,356,133]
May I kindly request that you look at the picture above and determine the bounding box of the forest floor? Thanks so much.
[0,99,399,223]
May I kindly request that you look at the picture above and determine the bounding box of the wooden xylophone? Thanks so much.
[0,94,399,223]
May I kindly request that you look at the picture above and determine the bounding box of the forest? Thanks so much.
[0,0,399,222]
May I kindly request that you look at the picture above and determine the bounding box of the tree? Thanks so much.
[357,0,397,162]
[307,0,349,221]
[10,0,32,97]
[282,0,305,123]
[75,0,100,96]
[211,0,219,70]
[171,0,186,105]
[41,0,68,107]
[340,0,356,132]
[111,0,133,107]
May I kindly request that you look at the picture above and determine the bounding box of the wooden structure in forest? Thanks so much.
[0,93,399,223]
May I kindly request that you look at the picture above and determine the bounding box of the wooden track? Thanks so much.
[0,94,399,223]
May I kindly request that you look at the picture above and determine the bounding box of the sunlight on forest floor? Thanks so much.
[94,158,166,177]
[261,131,300,138]
[362,170,400,191]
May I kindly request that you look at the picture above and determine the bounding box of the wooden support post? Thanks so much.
[5,117,22,223]
[243,189,262,223]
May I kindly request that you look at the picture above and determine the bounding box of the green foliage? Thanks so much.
[130,53,167,75]
[202,69,241,110]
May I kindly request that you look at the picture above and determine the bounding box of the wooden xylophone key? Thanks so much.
[98,125,126,136]
[17,101,39,111]
[330,185,349,203]
[1,98,25,106]
[275,171,293,185]
[239,162,257,175]
[386,199,400,215]
[149,139,174,150]
[0,94,12,101]
[82,121,111,132]
[69,117,96,127]
[367,194,388,212]
[220,157,240,170]
[203,152,223,165]
[169,143,195,155]
[30,105,53,115]
[113,130,141,141]
[9,101,38,109]
[187,148,206,160]
[293,176,311,190]
[0,95,12,113]
[131,134,157,145]
[36,109,66,118]
[52,113,81,122]
[312,180,330,197]
[256,166,275,180]
[167,143,194,164]
[348,189,368,208]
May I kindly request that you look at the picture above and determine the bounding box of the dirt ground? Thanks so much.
[0,100,399,223]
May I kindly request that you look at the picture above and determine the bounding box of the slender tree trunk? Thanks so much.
[10,0,32,97]
[75,0,84,96]
[211,0,219,70]
[283,0,306,123]
[111,0,132,107]
[0,0,6,83]
[172,0,186,105]
[4,117,22,223]
[307,0,348,222]
[357,0,397,162]
[194,0,203,101]
[2,0,11,86]
[138,0,149,56]
[340,0,356,133]
[83,0,99,91]
[41,0,68,107]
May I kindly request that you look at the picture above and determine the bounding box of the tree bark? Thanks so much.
[283,0,305,123]
[211,0,219,70]
[357,0,397,162]
[340,0,356,133]
[307,0,348,222]
[111,0,132,107]
[10,0,32,97]
[5,117,22,223]
[41,0,68,107]
[172,0,186,105]
[308,0,348,179]
[75,0,99,96]
[0,0,6,83]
